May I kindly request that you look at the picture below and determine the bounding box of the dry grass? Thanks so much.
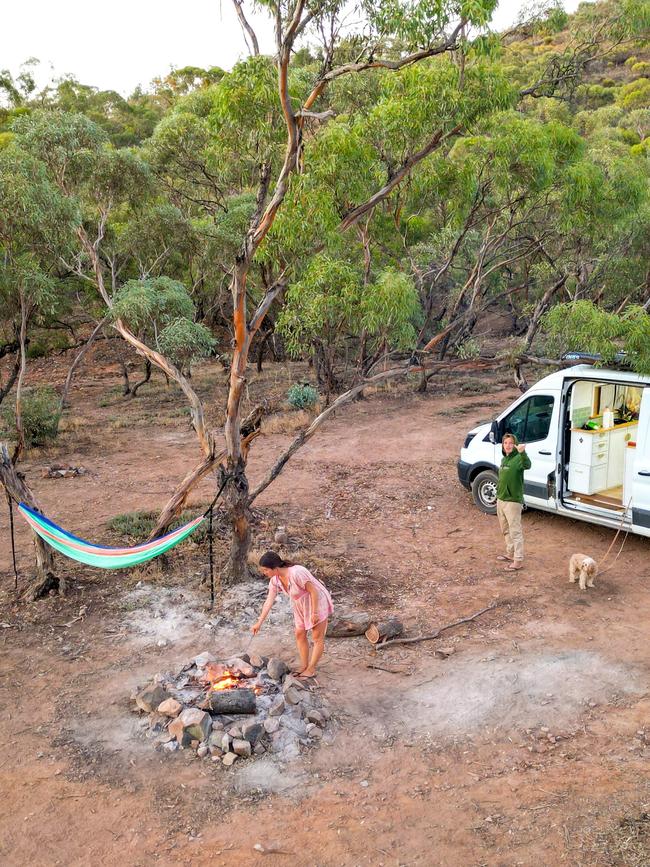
[261,409,313,435]
[592,810,650,866]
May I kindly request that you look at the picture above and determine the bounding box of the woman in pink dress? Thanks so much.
[252,551,334,678]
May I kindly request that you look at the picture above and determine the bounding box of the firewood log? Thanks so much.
[365,618,404,645]
[206,688,256,714]
[326,612,372,637]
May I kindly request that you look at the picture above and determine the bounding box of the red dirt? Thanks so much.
[1,353,650,866]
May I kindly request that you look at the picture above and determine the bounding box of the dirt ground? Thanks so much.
[1,350,650,867]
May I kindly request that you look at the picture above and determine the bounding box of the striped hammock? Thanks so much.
[18,503,205,569]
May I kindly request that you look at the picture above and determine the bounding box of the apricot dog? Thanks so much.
[569,553,598,591]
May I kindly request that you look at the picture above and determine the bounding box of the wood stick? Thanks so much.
[375,603,498,650]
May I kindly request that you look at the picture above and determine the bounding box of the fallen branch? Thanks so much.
[375,602,498,650]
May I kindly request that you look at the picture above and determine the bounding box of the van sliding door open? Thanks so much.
[563,379,643,519]
[632,388,650,532]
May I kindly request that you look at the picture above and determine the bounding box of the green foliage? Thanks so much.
[543,301,650,375]
[361,268,421,349]
[111,276,194,332]
[287,383,319,410]
[1,386,61,447]
[278,256,363,356]
[617,78,650,109]
[157,318,216,367]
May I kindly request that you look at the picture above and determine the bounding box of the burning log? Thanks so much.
[365,618,404,645]
[206,688,257,715]
[326,612,373,638]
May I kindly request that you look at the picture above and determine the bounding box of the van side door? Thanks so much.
[498,392,559,509]
[632,387,650,534]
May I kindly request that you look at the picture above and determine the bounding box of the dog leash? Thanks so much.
[597,498,632,575]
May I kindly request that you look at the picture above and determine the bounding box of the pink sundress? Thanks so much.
[271,565,334,630]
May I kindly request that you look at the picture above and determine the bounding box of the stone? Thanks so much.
[249,653,265,669]
[434,647,455,659]
[158,698,183,717]
[162,740,179,752]
[148,713,169,734]
[305,709,324,726]
[232,738,252,758]
[284,687,301,705]
[263,717,280,734]
[227,658,255,678]
[179,707,212,742]
[135,683,168,713]
[282,674,307,693]
[197,743,209,759]
[194,651,217,668]
[319,706,331,721]
[168,717,192,747]
[222,752,238,766]
[221,733,232,752]
[306,724,323,740]
[253,741,266,755]
[280,715,308,738]
[227,726,243,739]
[268,696,285,717]
[266,658,288,681]
[209,745,224,758]
[241,722,264,745]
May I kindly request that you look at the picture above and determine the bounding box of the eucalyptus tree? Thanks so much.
[145,0,527,578]
[0,141,78,596]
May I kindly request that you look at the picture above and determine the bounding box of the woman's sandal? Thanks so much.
[507,561,524,570]
[496,555,513,562]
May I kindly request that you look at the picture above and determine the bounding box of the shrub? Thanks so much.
[1,386,61,447]
[287,382,319,410]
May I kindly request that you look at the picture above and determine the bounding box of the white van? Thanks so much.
[457,361,650,536]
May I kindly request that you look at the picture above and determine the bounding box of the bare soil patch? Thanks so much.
[1,351,650,865]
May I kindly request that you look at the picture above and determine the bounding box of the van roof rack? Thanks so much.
[562,350,630,368]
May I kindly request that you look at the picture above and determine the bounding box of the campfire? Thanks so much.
[132,652,331,765]
[203,664,248,691]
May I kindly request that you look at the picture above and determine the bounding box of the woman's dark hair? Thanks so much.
[259,551,294,569]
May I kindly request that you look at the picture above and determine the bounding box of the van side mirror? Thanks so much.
[489,420,499,444]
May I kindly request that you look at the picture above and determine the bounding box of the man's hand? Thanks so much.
[251,621,262,635]
[517,443,526,453]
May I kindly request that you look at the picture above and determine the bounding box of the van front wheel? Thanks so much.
[471,470,499,514]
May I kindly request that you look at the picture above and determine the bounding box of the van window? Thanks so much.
[502,395,554,443]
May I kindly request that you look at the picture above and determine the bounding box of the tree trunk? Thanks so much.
[121,361,131,396]
[131,359,152,396]
[60,318,106,410]
[222,461,252,584]
[0,443,62,599]
[0,350,21,408]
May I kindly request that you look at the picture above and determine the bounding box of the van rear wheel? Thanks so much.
[471,470,499,514]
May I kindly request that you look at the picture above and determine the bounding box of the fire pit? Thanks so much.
[133,651,331,764]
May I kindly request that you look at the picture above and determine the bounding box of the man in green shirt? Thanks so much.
[496,433,531,571]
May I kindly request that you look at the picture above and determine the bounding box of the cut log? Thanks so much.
[206,688,256,715]
[365,618,404,645]
[326,612,372,638]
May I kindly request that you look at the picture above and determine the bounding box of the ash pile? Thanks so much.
[132,651,331,764]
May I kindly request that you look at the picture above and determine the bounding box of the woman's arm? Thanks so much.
[252,585,278,633]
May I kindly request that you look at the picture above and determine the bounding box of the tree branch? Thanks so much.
[230,0,260,56]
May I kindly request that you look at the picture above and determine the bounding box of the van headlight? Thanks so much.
[463,433,476,449]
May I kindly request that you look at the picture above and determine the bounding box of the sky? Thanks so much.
[4,0,587,97]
